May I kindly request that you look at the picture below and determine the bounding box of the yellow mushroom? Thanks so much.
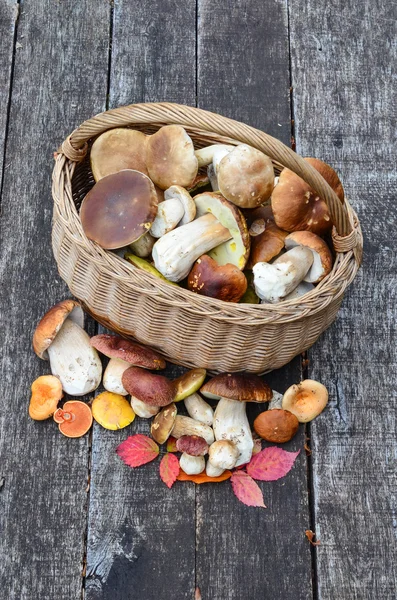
[92,391,135,430]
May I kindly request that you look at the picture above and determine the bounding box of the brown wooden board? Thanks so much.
[85,2,198,599]
[195,2,313,599]
[289,0,397,597]
[0,2,110,599]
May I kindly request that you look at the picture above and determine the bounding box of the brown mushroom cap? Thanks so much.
[176,435,209,456]
[188,255,247,302]
[201,373,272,403]
[122,366,176,406]
[146,125,198,190]
[282,379,329,423]
[254,409,299,443]
[80,169,158,249]
[33,299,84,360]
[90,334,165,369]
[247,221,288,269]
[53,401,93,438]
[271,158,344,235]
[29,375,63,420]
[217,144,274,209]
[151,403,177,444]
[285,231,333,283]
[90,128,148,181]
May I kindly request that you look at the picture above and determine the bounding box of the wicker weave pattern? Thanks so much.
[52,103,362,373]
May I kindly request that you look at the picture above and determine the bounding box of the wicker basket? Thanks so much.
[52,102,362,373]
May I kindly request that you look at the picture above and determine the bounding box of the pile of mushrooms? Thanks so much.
[79,124,342,304]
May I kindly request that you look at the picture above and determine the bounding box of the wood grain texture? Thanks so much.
[0,2,110,599]
[289,0,397,597]
[196,2,312,598]
[85,2,197,598]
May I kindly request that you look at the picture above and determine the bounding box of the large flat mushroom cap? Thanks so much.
[285,231,333,283]
[122,366,176,407]
[90,128,148,180]
[282,379,328,423]
[80,169,158,249]
[201,373,272,403]
[90,334,166,369]
[146,125,198,190]
[33,299,84,359]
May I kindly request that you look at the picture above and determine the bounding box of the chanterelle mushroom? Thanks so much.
[201,373,272,466]
[33,300,102,396]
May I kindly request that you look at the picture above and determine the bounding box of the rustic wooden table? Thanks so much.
[0,1,395,599]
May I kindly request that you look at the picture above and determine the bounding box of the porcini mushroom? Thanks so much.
[146,125,198,189]
[122,366,176,407]
[201,373,272,466]
[282,379,329,422]
[90,128,148,181]
[194,144,234,168]
[254,409,299,443]
[177,435,208,475]
[53,401,93,438]
[206,440,239,477]
[129,232,156,258]
[271,158,344,235]
[188,255,247,302]
[247,220,288,269]
[92,391,135,430]
[29,375,63,420]
[282,281,315,301]
[284,231,333,283]
[151,403,177,444]
[173,368,207,402]
[102,358,131,396]
[171,415,214,445]
[80,169,158,249]
[33,300,102,396]
[252,246,314,303]
[130,397,160,418]
[150,186,196,237]
[184,393,214,426]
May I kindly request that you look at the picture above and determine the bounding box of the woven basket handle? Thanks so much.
[62,102,359,250]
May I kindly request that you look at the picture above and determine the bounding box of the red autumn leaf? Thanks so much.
[166,436,178,453]
[116,434,159,468]
[246,447,300,481]
[159,453,180,488]
[230,471,266,508]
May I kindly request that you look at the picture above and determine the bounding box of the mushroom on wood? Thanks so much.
[206,440,239,477]
[177,435,208,475]
[53,401,93,438]
[29,375,63,421]
[184,393,214,426]
[282,380,328,423]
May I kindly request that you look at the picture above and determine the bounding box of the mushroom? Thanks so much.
[284,231,333,283]
[188,255,247,302]
[29,375,63,421]
[53,401,93,438]
[194,144,234,168]
[33,300,102,396]
[176,435,209,475]
[216,144,275,208]
[150,186,196,238]
[173,368,207,402]
[92,391,135,430]
[151,403,177,444]
[282,379,329,422]
[124,252,178,285]
[171,415,215,445]
[282,281,315,301]
[130,397,160,418]
[80,169,158,249]
[102,359,131,396]
[207,163,219,191]
[90,128,148,181]
[122,366,176,407]
[206,440,239,477]
[152,192,250,282]
[184,393,214,426]
[252,246,314,303]
[129,232,156,258]
[254,408,299,443]
[187,172,211,195]
[271,157,344,235]
[247,220,288,269]
[201,373,272,466]
[146,125,198,189]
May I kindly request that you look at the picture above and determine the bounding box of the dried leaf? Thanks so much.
[252,435,263,455]
[246,446,300,481]
[195,587,202,600]
[166,436,178,453]
[230,471,266,508]
[305,529,321,546]
[304,442,312,456]
[116,434,159,468]
[177,470,232,484]
[159,453,180,488]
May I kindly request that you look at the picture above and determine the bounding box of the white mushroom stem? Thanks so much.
[150,198,184,238]
[47,318,102,396]
[184,393,214,426]
[152,213,232,282]
[206,440,239,477]
[268,390,284,410]
[171,415,215,445]
[103,357,130,395]
[253,246,313,303]
[164,185,196,226]
[206,462,224,478]
[282,281,315,301]
[130,396,160,418]
[213,398,254,467]
[180,453,205,475]
[194,144,234,168]
[129,233,156,258]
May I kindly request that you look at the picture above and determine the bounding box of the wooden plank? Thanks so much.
[196,2,313,599]
[85,2,197,599]
[0,2,110,599]
[289,0,397,597]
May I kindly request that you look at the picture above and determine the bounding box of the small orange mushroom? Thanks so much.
[53,401,93,437]
[29,375,63,420]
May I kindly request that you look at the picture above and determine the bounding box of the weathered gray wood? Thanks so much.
[85,3,197,598]
[0,2,110,599]
[196,2,313,599]
[289,0,397,598]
